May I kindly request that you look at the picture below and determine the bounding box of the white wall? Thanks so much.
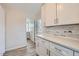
[5,6,27,51]
[0,5,5,55]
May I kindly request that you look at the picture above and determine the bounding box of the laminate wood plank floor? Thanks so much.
[4,39,36,56]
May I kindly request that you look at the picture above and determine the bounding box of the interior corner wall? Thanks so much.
[5,7,27,51]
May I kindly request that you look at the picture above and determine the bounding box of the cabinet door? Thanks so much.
[40,38,50,49]
[45,3,57,26]
[35,37,49,56]
[74,52,79,56]
[54,44,73,56]
[41,4,46,26]
[36,37,43,56]
[39,38,49,56]
[50,42,62,56]
[57,3,79,25]
[50,42,73,56]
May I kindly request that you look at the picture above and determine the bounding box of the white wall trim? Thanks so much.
[5,44,27,51]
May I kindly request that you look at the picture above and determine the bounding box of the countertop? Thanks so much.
[36,33,79,52]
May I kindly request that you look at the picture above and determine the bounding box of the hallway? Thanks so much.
[4,39,36,56]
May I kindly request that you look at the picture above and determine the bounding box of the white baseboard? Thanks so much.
[5,45,27,51]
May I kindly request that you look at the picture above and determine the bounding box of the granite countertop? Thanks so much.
[37,33,79,52]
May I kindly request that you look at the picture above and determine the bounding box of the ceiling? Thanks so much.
[2,3,42,19]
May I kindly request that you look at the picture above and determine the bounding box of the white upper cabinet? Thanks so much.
[45,3,57,26]
[41,4,56,26]
[57,3,79,25]
[41,3,79,26]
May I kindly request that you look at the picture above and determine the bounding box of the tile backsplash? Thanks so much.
[44,24,79,40]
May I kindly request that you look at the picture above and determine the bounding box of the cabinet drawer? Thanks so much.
[74,52,79,56]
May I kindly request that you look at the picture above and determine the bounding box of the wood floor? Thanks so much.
[4,39,36,56]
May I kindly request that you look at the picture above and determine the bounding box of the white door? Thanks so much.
[57,3,79,25]
[0,5,5,55]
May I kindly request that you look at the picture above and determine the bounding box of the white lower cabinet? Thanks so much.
[36,36,75,56]
[38,39,48,56]
[74,52,79,56]
[36,37,49,56]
